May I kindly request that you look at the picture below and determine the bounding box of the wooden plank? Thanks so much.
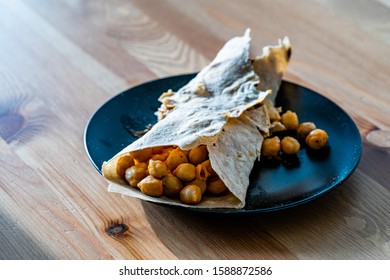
[0,0,389,260]
[0,0,177,259]
[21,0,157,85]
[315,0,390,45]
[0,137,113,259]
[2,0,128,96]
[131,0,227,60]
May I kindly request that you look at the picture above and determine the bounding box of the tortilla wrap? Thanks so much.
[103,29,291,209]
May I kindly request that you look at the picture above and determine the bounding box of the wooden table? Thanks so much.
[1,0,389,260]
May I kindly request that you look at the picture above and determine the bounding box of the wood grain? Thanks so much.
[0,0,389,260]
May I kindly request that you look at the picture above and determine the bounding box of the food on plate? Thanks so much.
[107,143,231,204]
[173,163,196,181]
[188,145,208,165]
[306,129,329,149]
[261,108,329,159]
[137,175,164,197]
[261,136,281,158]
[125,163,148,187]
[102,29,308,208]
[148,159,169,178]
[162,173,183,196]
[281,136,300,155]
[297,122,317,139]
[281,110,299,130]
[180,185,202,205]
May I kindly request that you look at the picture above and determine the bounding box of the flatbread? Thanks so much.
[103,29,291,209]
[254,37,291,103]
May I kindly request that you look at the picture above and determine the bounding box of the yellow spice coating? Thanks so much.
[137,175,163,197]
[180,185,202,204]
[173,163,196,181]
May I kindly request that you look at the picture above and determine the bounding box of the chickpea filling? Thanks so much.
[120,146,227,205]
[116,104,329,205]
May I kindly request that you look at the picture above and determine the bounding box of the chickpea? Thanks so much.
[173,163,196,181]
[162,146,175,154]
[306,129,328,149]
[185,178,207,194]
[268,105,281,122]
[181,148,190,158]
[148,159,169,179]
[281,110,299,130]
[188,145,208,165]
[269,121,287,135]
[201,159,217,177]
[151,152,170,161]
[165,147,188,171]
[125,164,148,187]
[130,148,152,163]
[151,146,164,154]
[137,175,163,197]
[151,146,175,161]
[261,136,281,158]
[207,177,227,195]
[162,174,183,197]
[195,163,210,180]
[136,162,148,170]
[179,185,202,205]
[264,99,281,122]
[281,136,300,154]
[116,154,134,179]
[298,122,316,139]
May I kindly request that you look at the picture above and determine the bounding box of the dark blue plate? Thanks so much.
[84,73,362,213]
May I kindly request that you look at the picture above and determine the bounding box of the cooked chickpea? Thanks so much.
[202,159,217,177]
[306,129,328,149]
[173,163,196,181]
[151,146,175,161]
[186,178,207,194]
[268,105,281,122]
[162,146,175,154]
[162,174,183,197]
[261,136,281,158]
[181,148,190,157]
[130,148,152,162]
[264,99,281,122]
[151,146,164,154]
[137,175,163,197]
[148,159,169,178]
[125,164,148,187]
[207,178,227,195]
[165,147,188,171]
[281,136,300,154]
[269,121,287,135]
[297,122,316,139]
[151,152,170,161]
[179,185,202,205]
[195,163,210,180]
[116,154,134,179]
[281,110,299,130]
[188,145,208,165]
[136,162,148,170]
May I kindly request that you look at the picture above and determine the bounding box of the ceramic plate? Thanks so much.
[84,73,362,213]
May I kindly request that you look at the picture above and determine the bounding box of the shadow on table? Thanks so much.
[142,178,359,260]
[0,208,54,260]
